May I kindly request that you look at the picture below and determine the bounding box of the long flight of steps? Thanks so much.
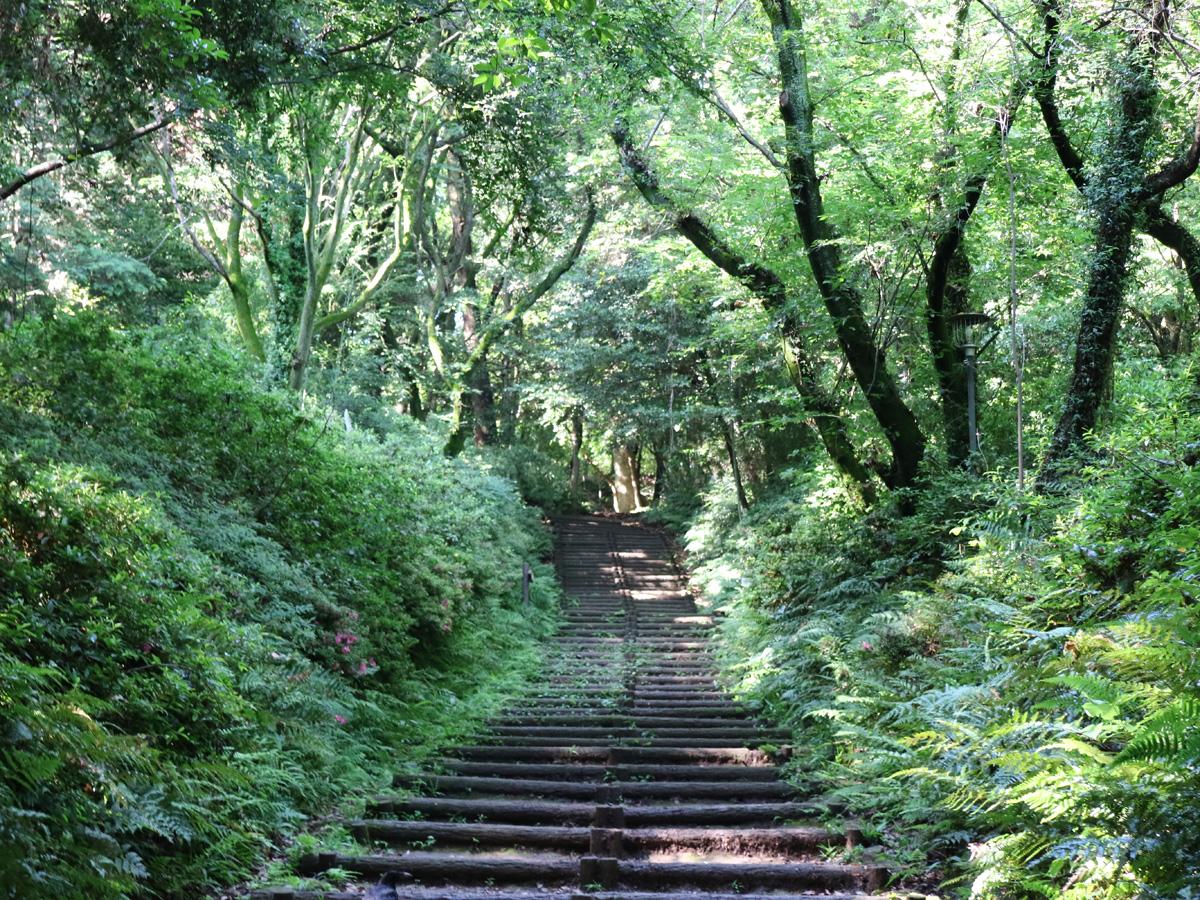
[253,515,896,900]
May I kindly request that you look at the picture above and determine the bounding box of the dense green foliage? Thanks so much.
[0,313,557,896]
[5,0,1200,895]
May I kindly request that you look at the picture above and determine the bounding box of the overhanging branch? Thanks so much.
[1,115,174,203]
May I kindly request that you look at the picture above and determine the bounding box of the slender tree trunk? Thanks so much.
[722,421,750,510]
[409,378,427,421]
[289,284,318,391]
[630,443,643,503]
[652,444,667,505]
[779,338,877,501]
[569,409,584,494]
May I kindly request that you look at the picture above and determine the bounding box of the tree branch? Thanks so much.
[1140,108,1200,199]
[458,196,597,375]
[1,115,173,203]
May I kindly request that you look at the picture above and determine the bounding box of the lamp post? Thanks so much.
[951,312,993,456]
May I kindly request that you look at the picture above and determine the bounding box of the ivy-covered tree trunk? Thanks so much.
[470,355,498,446]
[1041,4,1164,479]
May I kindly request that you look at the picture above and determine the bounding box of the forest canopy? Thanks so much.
[3,0,1200,896]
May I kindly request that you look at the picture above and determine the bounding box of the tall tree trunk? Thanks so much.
[408,377,427,421]
[445,390,470,457]
[289,283,318,391]
[1034,0,1200,478]
[612,123,878,500]
[759,0,926,489]
[779,337,877,502]
[612,444,641,513]
[925,249,972,464]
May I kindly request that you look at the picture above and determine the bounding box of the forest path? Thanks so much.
[254,515,889,899]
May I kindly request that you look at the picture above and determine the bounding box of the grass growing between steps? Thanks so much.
[0,312,560,899]
[680,385,1200,897]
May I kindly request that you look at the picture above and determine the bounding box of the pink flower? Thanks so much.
[333,714,347,725]
[861,641,873,651]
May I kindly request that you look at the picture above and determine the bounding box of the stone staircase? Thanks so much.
[253,515,893,900]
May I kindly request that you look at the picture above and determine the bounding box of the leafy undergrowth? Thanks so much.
[0,313,560,898]
[686,392,1200,897]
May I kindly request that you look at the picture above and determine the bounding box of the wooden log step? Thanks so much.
[472,735,783,748]
[493,714,635,727]
[631,716,762,729]
[393,774,797,801]
[503,705,745,719]
[367,796,595,824]
[346,819,589,851]
[511,697,626,708]
[253,886,879,900]
[568,893,876,900]
[446,745,778,766]
[486,726,787,740]
[603,858,887,892]
[493,715,756,729]
[622,825,839,855]
[450,745,611,763]
[629,703,744,714]
[633,691,729,701]
[296,851,577,886]
[607,747,778,765]
[366,797,818,827]
[434,760,781,782]
[621,801,820,825]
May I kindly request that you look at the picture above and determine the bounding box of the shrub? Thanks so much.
[686,413,1200,896]
[0,312,559,897]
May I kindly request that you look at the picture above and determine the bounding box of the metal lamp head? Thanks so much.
[951,312,993,351]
